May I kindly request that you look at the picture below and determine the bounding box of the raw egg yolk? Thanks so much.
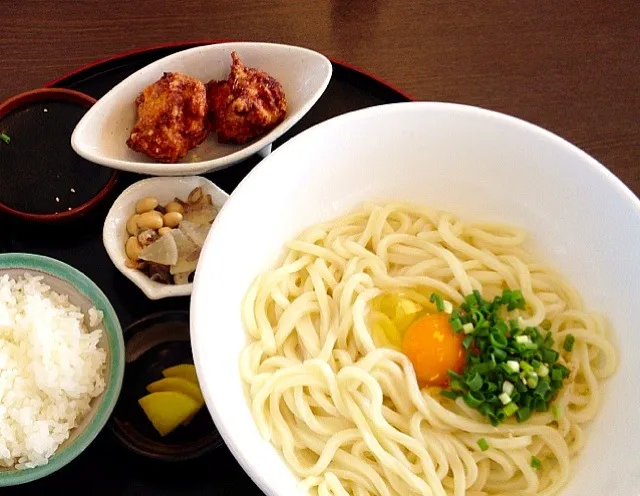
[402,313,465,387]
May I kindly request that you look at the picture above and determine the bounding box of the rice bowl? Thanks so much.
[0,273,106,469]
[0,253,124,486]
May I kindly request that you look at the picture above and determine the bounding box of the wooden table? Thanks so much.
[1,1,638,194]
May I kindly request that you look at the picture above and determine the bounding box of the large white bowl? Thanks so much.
[191,102,640,496]
[72,42,332,176]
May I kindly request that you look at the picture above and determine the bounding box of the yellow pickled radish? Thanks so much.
[162,363,199,385]
[146,377,204,405]
[138,391,200,436]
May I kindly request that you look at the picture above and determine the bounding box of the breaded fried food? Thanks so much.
[207,52,287,144]
[127,72,209,163]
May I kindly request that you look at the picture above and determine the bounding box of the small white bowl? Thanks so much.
[103,176,228,299]
[71,42,332,176]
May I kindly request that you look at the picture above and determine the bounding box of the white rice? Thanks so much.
[0,273,107,469]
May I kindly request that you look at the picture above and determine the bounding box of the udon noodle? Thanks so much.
[239,203,617,496]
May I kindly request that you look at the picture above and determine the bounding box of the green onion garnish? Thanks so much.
[541,348,559,363]
[463,390,485,408]
[531,456,542,469]
[477,438,489,451]
[440,390,458,400]
[0,132,10,145]
[451,317,463,332]
[466,373,483,391]
[516,406,532,422]
[563,334,575,352]
[439,289,570,425]
[490,331,508,349]
[430,293,444,312]
[503,402,519,417]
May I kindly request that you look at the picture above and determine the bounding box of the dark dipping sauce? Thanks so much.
[0,101,114,215]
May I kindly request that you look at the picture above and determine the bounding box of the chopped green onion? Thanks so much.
[533,396,547,412]
[526,373,539,389]
[464,293,477,308]
[494,321,509,334]
[541,319,552,330]
[450,379,466,391]
[534,380,551,397]
[451,317,463,332]
[502,381,514,396]
[472,310,485,325]
[0,133,10,145]
[442,300,453,314]
[447,370,465,382]
[552,404,562,420]
[484,384,497,396]
[520,361,533,373]
[493,348,507,361]
[462,334,474,350]
[470,361,495,374]
[500,289,525,310]
[466,373,483,391]
[440,390,459,400]
[537,364,549,378]
[563,334,575,352]
[463,391,485,408]
[430,293,444,312]
[477,438,489,451]
[472,290,483,303]
[541,348,559,363]
[515,380,528,393]
[440,289,569,425]
[503,402,519,416]
[506,360,520,373]
[516,406,532,422]
[531,456,542,469]
[489,331,508,348]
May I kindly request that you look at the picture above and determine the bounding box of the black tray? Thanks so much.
[4,41,411,495]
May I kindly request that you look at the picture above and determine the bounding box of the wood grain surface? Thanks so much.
[1,0,638,193]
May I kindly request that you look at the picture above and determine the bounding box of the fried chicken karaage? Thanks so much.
[207,52,287,144]
[127,72,209,162]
